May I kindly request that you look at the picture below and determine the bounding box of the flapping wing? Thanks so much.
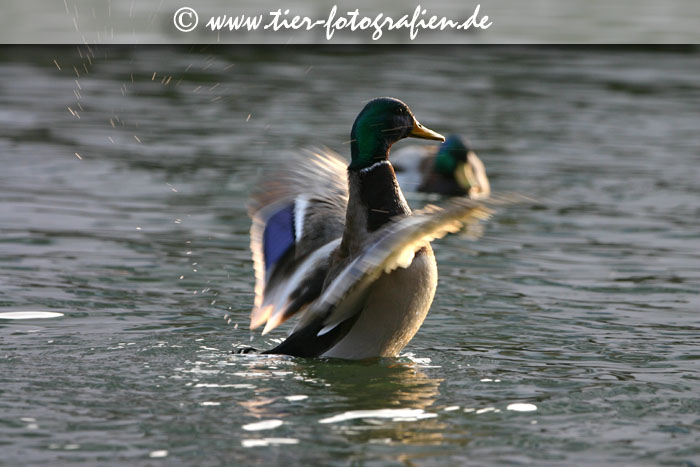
[293,198,493,339]
[248,149,349,332]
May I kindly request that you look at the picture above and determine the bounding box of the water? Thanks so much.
[1,46,699,465]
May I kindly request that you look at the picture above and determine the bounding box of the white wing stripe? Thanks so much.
[293,195,308,241]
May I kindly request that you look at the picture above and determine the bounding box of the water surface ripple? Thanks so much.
[1,46,699,465]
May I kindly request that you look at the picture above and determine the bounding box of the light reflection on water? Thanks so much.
[0,46,699,465]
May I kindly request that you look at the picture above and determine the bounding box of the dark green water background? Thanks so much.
[1,46,699,465]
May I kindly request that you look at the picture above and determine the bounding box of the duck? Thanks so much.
[392,134,490,198]
[247,97,491,359]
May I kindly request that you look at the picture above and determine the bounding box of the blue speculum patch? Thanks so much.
[262,203,295,273]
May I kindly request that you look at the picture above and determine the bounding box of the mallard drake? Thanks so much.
[248,97,491,359]
[393,135,490,198]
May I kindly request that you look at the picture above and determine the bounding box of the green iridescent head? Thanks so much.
[434,135,470,176]
[349,97,444,170]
